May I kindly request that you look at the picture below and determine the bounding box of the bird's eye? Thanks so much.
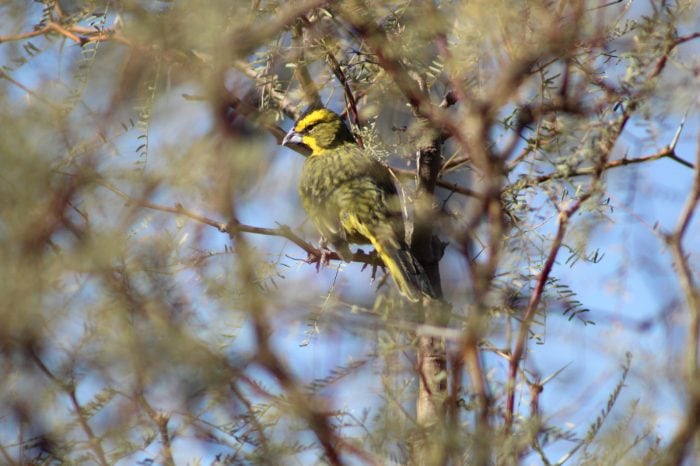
[303,122,318,133]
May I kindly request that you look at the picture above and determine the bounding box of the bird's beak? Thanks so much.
[282,128,303,146]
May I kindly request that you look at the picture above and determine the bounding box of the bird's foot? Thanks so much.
[308,245,334,272]
[360,249,381,283]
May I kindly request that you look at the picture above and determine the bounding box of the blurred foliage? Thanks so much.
[0,0,699,465]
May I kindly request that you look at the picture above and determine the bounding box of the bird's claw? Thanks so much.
[308,246,333,272]
[360,249,380,283]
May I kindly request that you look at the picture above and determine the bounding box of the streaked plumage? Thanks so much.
[282,107,433,302]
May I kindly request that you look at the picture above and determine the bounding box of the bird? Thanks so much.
[282,106,434,302]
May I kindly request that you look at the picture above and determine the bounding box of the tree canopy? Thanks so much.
[1,1,699,465]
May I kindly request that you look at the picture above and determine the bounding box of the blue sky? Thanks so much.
[122,81,699,464]
[2,3,700,464]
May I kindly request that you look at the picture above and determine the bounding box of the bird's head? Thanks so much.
[282,107,354,156]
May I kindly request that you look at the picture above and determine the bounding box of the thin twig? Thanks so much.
[136,394,176,466]
[505,193,589,429]
[291,22,322,108]
[227,199,346,466]
[98,179,379,268]
[228,0,331,58]
[650,31,700,80]
[0,21,129,46]
[229,382,271,452]
[324,47,364,148]
[516,147,694,190]
[0,443,19,466]
[391,167,480,198]
[0,70,62,110]
[30,351,109,466]
[663,120,700,399]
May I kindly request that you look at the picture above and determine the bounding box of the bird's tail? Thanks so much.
[344,215,435,302]
[372,238,436,302]
[388,247,436,302]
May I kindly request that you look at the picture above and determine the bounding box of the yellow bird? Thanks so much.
[282,107,434,302]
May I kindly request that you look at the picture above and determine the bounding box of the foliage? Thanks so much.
[0,1,699,465]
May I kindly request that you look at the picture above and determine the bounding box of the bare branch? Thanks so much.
[30,351,109,466]
[98,179,379,268]
[505,193,590,428]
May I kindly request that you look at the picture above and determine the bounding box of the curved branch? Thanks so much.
[504,194,589,428]
[98,180,378,267]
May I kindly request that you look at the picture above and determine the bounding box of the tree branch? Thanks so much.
[660,123,700,465]
[505,193,590,429]
[30,351,109,466]
[98,179,378,267]
[516,147,694,190]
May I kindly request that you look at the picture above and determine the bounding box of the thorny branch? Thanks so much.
[515,147,695,190]
[334,2,457,435]
[98,179,378,267]
[0,21,128,46]
[135,394,176,466]
[661,123,700,465]
[29,351,109,466]
[5,1,700,463]
[223,185,346,466]
[324,47,364,147]
[504,193,590,429]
